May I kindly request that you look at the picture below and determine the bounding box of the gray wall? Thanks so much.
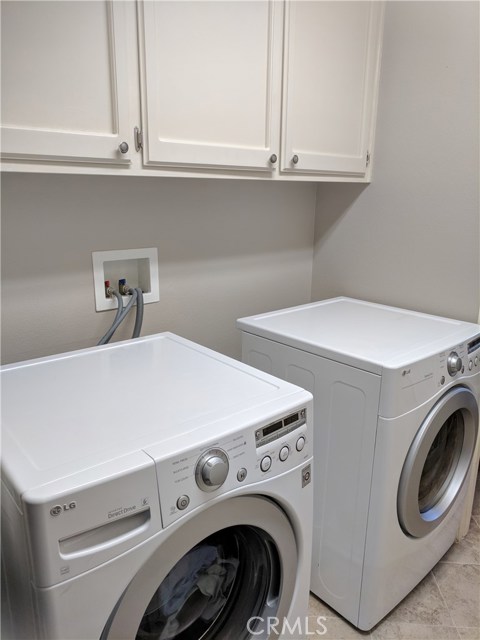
[312,1,479,322]
[3,2,479,366]
[1,175,316,363]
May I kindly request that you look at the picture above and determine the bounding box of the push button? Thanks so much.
[176,495,190,510]
[260,456,272,472]
[296,436,306,452]
[237,468,247,482]
[279,446,290,462]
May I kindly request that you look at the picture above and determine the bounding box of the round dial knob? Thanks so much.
[447,351,462,376]
[195,448,229,492]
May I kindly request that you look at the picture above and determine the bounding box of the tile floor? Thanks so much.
[307,469,480,640]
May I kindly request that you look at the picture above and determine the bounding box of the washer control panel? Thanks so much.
[254,409,306,448]
[155,406,311,527]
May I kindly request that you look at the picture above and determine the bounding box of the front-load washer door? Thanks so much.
[398,386,479,538]
[101,496,297,640]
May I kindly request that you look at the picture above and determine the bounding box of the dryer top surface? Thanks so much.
[1,333,310,499]
[238,297,480,373]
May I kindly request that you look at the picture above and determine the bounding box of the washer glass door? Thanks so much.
[101,496,297,640]
[137,525,277,640]
[398,386,479,538]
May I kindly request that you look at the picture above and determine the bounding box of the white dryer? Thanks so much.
[238,297,480,630]
[1,333,313,640]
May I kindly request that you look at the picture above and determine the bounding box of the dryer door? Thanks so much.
[101,495,297,640]
[398,386,479,538]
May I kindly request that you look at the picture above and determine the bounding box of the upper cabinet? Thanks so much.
[1,0,132,165]
[281,1,383,177]
[139,0,283,172]
[1,0,384,181]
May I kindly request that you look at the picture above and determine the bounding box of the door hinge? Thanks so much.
[366,151,371,167]
[134,127,143,152]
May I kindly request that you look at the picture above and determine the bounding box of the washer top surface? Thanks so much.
[2,333,308,498]
[238,298,480,373]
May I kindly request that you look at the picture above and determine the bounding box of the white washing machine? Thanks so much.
[1,333,313,640]
[238,297,480,630]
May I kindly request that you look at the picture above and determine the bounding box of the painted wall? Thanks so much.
[1,174,316,364]
[312,1,479,322]
[3,2,478,367]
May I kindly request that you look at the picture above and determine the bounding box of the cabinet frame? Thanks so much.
[1,0,384,181]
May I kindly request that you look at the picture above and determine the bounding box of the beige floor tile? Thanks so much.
[307,615,371,639]
[433,563,480,628]
[382,571,454,627]
[371,621,459,639]
[440,518,480,565]
[456,627,480,639]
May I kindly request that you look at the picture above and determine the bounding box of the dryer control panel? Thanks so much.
[380,335,480,418]
[439,335,480,384]
[466,335,480,373]
[153,405,312,528]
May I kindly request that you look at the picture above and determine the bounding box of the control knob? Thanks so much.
[195,448,229,492]
[447,351,462,377]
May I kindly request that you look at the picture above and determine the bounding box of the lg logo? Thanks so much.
[50,502,77,517]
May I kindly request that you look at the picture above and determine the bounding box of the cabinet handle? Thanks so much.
[269,154,278,164]
[292,154,299,165]
[119,142,129,154]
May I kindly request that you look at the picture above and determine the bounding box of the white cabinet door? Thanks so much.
[281,1,384,177]
[139,0,282,171]
[1,1,132,164]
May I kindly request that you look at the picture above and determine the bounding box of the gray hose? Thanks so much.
[110,289,124,324]
[97,289,138,345]
[97,289,124,346]
[132,287,144,339]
